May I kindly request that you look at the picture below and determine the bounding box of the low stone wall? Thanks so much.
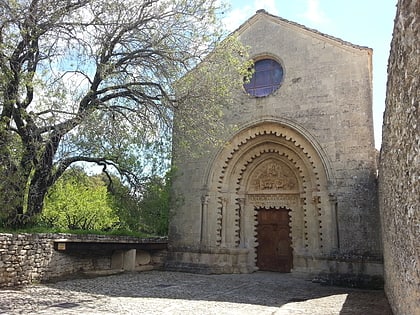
[0,233,167,287]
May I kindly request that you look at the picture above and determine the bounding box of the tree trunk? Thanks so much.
[1,166,32,227]
[25,134,61,221]
[1,134,57,227]
[26,168,53,219]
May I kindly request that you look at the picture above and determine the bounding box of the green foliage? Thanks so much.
[174,35,253,156]
[106,176,144,232]
[136,172,172,236]
[37,168,170,236]
[107,171,172,236]
[1,0,248,227]
[40,169,119,231]
[0,226,149,238]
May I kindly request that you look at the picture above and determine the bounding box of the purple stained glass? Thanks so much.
[244,59,284,97]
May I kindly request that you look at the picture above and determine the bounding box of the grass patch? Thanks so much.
[0,226,153,238]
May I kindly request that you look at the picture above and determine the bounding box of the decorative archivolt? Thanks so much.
[217,144,313,249]
[203,120,335,253]
[211,133,324,197]
[231,144,313,195]
[203,119,334,192]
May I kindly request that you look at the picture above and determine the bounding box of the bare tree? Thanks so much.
[0,0,249,226]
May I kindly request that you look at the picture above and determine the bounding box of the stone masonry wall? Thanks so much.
[234,16,380,256]
[170,11,381,263]
[0,233,167,287]
[379,0,419,314]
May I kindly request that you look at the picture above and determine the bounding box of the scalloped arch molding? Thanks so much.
[204,117,335,188]
[200,120,338,272]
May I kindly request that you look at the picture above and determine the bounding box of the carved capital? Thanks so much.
[201,195,210,205]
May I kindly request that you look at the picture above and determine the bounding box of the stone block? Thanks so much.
[123,249,136,271]
[136,250,151,266]
[111,250,124,270]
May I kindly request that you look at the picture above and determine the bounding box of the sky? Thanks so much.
[222,0,398,149]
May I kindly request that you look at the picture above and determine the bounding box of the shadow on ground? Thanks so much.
[0,271,392,314]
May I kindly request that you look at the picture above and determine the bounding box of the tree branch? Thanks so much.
[53,156,140,187]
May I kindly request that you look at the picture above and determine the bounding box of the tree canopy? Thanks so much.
[0,0,250,227]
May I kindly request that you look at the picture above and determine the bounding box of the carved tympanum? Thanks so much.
[249,160,297,192]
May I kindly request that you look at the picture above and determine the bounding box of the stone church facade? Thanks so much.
[167,10,383,277]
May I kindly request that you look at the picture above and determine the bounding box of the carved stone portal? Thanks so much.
[249,160,298,192]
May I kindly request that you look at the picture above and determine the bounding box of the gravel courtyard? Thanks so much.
[0,271,392,315]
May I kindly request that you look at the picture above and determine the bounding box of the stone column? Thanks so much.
[329,192,339,250]
[221,197,227,247]
[200,194,209,247]
[238,197,246,248]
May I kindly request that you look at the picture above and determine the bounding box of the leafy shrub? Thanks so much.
[137,174,171,236]
[40,169,119,230]
[38,168,171,236]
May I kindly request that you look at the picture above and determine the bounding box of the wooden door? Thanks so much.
[256,208,292,272]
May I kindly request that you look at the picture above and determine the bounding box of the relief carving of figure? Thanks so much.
[250,161,297,191]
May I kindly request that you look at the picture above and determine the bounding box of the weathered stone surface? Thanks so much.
[169,10,382,279]
[378,0,420,314]
[0,233,167,287]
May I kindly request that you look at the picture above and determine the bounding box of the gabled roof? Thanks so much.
[235,9,372,53]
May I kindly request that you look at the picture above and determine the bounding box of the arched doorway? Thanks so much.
[244,158,300,271]
[200,121,336,273]
[256,207,292,272]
